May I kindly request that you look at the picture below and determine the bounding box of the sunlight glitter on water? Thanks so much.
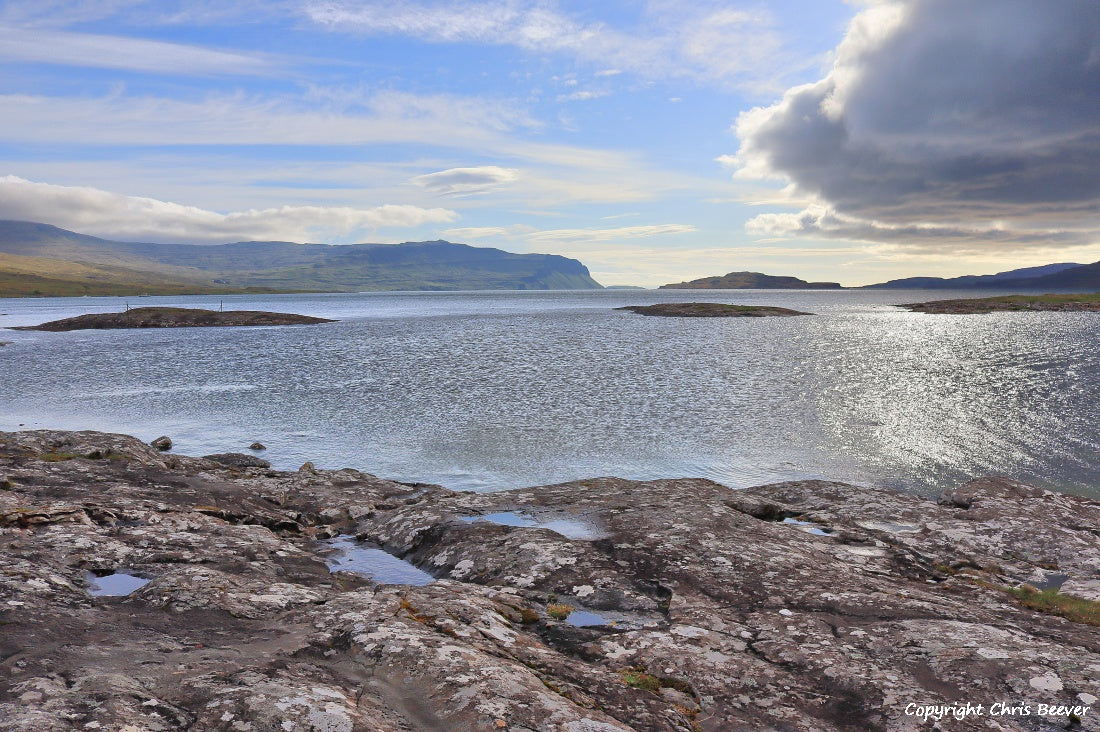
[1,290,1096,498]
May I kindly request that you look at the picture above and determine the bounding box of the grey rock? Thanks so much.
[201,452,271,469]
[248,441,266,451]
[2,430,1099,731]
[150,435,172,451]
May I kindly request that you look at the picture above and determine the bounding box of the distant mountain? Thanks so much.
[863,262,1090,290]
[0,220,603,296]
[659,271,843,290]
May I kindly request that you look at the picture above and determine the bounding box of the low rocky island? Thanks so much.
[2,430,1099,730]
[902,293,1100,314]
[12,306,336,332]
[618,302,811,318]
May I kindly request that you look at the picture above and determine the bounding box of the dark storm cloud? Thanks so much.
[735,0,1100,250]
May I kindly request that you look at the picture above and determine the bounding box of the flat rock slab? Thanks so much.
[902,294,1100,314]
[617,302,811,317]
[12,306,336,331]
[2,430,1100,731]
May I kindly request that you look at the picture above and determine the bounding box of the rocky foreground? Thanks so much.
[2,431,1099,731]
[12,307,335,332]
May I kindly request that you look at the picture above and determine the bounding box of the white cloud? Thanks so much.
[524,223,697,244]
[0,89,558,155]
[303,1,790,89]
[0,25,275,75]
[556,90,608,103]
[410,166,519,196]
[0,176,457,243]
[733,0,1100,252]
[442,222,696,249]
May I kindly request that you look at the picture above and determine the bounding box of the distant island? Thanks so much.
[13,306,336,331]
[660,271,842,289]
[618,302,811,317]
[901,293,1100,314]
[0,220,603,297]
[864,261,1099,291]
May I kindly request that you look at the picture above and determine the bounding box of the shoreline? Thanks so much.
[3,429,1099,730]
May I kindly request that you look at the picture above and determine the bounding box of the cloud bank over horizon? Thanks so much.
[734,0,1100,254]
[0,177,458,245]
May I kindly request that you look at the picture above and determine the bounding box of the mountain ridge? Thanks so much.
[0,220,603,296]
[862,262,1091,289]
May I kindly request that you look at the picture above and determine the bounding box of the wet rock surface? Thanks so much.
[1,430,1099,731]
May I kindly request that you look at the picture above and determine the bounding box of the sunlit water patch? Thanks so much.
[1,290,1097,498]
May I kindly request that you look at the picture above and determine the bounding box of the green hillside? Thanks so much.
[0,221,603,296]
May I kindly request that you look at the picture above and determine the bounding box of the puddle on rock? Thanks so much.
[782,517,833,536]
[87,571,151,597]
[565,610,610,627]
[320,535,435,586]
[1032,573,1070,591]
[460,511,607,540]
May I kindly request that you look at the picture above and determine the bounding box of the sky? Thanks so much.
[1,0,1098,287]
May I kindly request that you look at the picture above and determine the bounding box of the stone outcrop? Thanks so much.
[617,303,810,318]
[1,430,1099,731]
[901,294,1100,314]
[11,307,336,332]
[659,272,842,290]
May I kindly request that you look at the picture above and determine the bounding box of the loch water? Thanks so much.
[1,289,1096,498]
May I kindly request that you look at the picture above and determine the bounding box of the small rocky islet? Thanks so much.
[11,306,335,332]
[2,430,1099,730]
[901,293,1100,314]
[617,302,811,318]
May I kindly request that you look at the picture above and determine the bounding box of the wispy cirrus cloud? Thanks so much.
[0,89,539,147]
[0,176,457,244]
[303,0,792,90]
[0,25,277,75]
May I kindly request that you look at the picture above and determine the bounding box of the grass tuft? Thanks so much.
[1004,585,1100,626]
[546,603,573,621]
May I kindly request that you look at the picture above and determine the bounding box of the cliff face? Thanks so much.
[660,271,843,289]
[2,431,1099,730]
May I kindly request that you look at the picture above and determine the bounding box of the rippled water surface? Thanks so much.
[1,290,1096,497]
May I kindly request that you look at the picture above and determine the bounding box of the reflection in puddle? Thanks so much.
[87,571,151,597]
[320,535,435,586]
[460,511,606,540]
[781,517,833,536]
[565,610,610,627]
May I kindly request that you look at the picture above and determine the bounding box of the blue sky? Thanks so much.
[1,0,1098,286]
